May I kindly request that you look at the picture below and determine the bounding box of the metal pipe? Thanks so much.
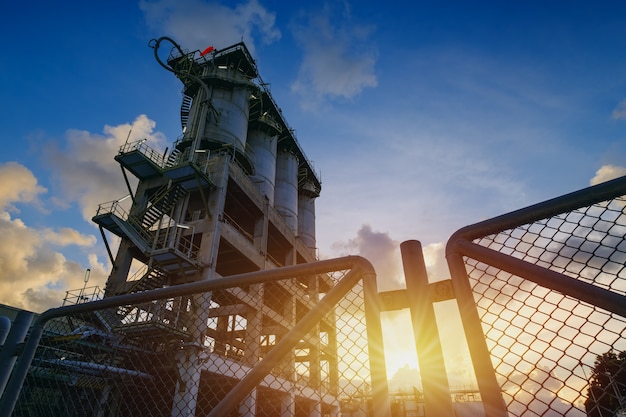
[401,240,454,417]
[446,251,509,417]
[41,359,153,379]
[0,256,373,417]
[206,258,379,417]
[456,239,626,318]
[0,311,35,417]
[448,175,626,244]
[363,267,391,417]
[443,175,626,417]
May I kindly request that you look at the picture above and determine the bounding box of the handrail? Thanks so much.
[62,286,104,306]
[0,256,387,417]
[222,212,254,243]
[447,175,626,247]
[118,139,167,168]
[444,174,626,417]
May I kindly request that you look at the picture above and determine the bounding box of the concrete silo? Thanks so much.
[247,111,281,203]
[274,149,299,234]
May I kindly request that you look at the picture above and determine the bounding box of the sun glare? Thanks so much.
[381,310,420,378]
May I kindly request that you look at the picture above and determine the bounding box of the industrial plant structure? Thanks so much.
[92,38,329,416]
[35,38,333,417]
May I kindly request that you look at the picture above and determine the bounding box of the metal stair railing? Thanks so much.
[140,184,188,231]
[96,198,200,267]
[124,265,169,294]
[180,94,192,132]
[118,139,167,169]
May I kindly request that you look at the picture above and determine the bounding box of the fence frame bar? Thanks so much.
[401,240,455,417]
[0,256,390,417]
[445,175,626,417]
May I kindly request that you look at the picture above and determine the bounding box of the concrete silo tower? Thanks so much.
[91,38,327,416]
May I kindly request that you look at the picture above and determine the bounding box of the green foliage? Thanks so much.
[585,350,626,417]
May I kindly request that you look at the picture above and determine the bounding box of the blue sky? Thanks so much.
[1,0,626,321]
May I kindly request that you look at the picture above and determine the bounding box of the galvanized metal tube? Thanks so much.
[449,175,626,243]
[0,256,371,417]
[456,239,626,318]
[363,268,392,417]
[247,129,277,203]
[297,190,316,249]
[444,176,626,417]
[203,84,251,153]
[401,240,454,417]
[0,311,35,417]
[446,251,509,417]
[274,150,299,233]
[206,258,378,417]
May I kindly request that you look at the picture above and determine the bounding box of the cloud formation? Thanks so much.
[140,0,280,54]
[590,164,626,186]
[0,162,47,213]
[0,115,166,312]
[502,365,577,416]
[330,224,403,291]
[0,163,102,312]
[290,3,377,108]
[43,114,165,222]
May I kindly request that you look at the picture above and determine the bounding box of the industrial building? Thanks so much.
[89,38,330,416]
[4,39,340,417]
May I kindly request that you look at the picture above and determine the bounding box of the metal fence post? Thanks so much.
[363,268,391,417]
[446,250,509,417]
[401,240,455,417]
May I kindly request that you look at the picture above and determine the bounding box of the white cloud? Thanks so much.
[502,365,578,416]
[139,0,280,55]
[612,98,626,120]
[43,114,165,222]
[41,227,97,247]
[290,3,377,108]
[0,162,47,213]
[0,189,103,313]
[330,224,403,291]
[0,116,167,312]
[590,164,626,186]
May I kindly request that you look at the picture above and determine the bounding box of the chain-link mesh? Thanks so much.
[465,197,626,416]
[11,268,374,417]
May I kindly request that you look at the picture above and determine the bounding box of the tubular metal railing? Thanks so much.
[446,175,626,417]
[0,256,390,417]
[4,176,626,417]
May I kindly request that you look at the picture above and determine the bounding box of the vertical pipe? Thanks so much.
[363,270,391,417]
[447,251,508,417]
[400,240,455,417]
[0,311,34,401]
[0,317,10,346]
[0,314,39,417]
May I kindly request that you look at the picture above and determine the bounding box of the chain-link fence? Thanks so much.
[2,257,388,417]
[447,176,626,417]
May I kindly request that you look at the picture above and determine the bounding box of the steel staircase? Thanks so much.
[126,265,169,293]
[180,94,192,132]
[165,146,184,168]
[140,183,188,230]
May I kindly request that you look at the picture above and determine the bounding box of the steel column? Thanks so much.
[401,240,455,416]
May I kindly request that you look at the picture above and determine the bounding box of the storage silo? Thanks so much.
[202,72,251,155]
[274,150,299,233]
[298,179,318,250]
[247,113,281,204]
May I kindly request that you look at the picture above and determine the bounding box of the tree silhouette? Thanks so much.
[585,350,626,417]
